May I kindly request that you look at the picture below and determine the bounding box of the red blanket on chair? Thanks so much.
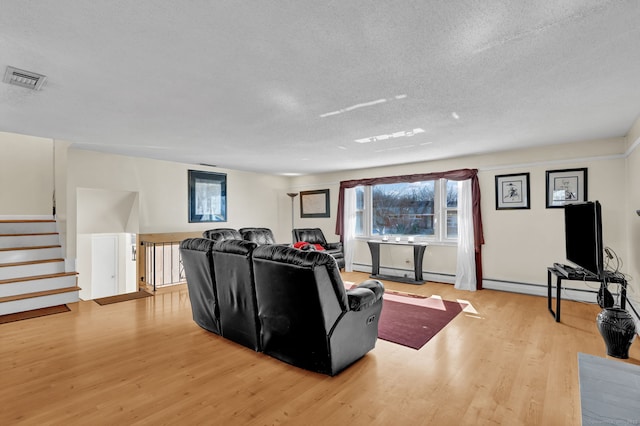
[293,241,325,251]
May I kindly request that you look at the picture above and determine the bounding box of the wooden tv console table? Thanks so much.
[367,240,428,285]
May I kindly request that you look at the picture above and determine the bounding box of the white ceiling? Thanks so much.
[1,1,639,175]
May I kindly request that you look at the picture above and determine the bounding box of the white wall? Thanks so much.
[76,234,92,299]
[66,149,291,259]
[0,132,54,215]
[290,137,632,290]
[76,188,139,234]
[3,129,637,304]
[625,117,640,306]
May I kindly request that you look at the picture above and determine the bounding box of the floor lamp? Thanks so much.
[287,192,298,244]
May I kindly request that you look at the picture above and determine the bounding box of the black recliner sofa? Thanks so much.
[180,238,221,334]
[252,245,383,375]
[180,238,383,375]
[212,239,261,351]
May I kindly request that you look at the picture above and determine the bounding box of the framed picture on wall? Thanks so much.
[300,189,330,218]
[545,168,588,208]
[188,170,227,222]
[495,173,530,210]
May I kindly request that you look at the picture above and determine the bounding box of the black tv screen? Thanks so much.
[564,201,603,278]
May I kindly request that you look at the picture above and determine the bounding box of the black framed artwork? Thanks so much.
[300,189,330,218]
[495,173,530,210]
[188,170,227,223]
[545,168,588,208]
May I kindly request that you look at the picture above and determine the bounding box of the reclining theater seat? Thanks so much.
[252,245,384,376]
[212,239,261,351]
[179,238,221,334]
[292,228,345,269]
[239,227,277,246]
[202,228,241,242]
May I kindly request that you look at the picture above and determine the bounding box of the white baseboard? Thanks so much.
[482,279,603,304]
[350,262,640,330]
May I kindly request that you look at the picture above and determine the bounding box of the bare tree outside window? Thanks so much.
[354,179,457,240]
[372,182,436,235]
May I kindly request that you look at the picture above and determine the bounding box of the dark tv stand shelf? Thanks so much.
[547,265,628,322]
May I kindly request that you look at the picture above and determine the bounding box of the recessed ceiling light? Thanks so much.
[320,94,408,118]
[452,112,460,120]
[355,128,425,144]
[374,145,415,153]
[320,98,387,118]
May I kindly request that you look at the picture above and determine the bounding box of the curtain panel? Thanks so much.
[455,180,476,291]
[335,168,484,289]
[343,187,357,272]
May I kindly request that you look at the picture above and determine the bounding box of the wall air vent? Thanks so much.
[3,66,47,90]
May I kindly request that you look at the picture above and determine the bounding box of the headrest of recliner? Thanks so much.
[203,228,241,241]
[253,245,336,269]
[294,228,327,245]
[240,228,276,244]
[180,237,215,252]
[213,239,257,255]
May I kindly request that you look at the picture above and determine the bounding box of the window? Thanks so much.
[355,179,457,242]
[355,187,364,235]
[445,180,458,239]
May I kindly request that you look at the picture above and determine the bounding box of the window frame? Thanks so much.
[355,178,457,244]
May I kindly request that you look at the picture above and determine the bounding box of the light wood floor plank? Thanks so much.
[1,272,638,425]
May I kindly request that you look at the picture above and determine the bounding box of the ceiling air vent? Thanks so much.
[3,66,47,90]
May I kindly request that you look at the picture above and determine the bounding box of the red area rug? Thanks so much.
[378,297,465,349]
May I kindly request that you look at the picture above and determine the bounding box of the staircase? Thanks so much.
[0,218,80,316]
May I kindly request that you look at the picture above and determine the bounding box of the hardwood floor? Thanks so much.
[1,272,638,425]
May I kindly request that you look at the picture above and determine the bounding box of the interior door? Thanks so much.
[92,235,118,298]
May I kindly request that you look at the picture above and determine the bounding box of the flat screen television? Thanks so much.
[564,201,604,279]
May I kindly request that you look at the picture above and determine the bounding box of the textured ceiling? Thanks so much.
[1,1,639,175]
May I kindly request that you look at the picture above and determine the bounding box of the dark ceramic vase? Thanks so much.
[596,308,637,359]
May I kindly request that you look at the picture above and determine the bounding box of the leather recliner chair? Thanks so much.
[292,228,345,269]
[203,228,241,242]
[212,239,261,351]
[239,227,278,246]
[252,245,384,376]
[179,238,221,334]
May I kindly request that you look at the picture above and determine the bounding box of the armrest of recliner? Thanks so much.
[325,242,343,251]
[346,279,384,311]
[356,279,384,299]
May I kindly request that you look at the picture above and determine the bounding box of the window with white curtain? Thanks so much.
[354,179,457,242]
